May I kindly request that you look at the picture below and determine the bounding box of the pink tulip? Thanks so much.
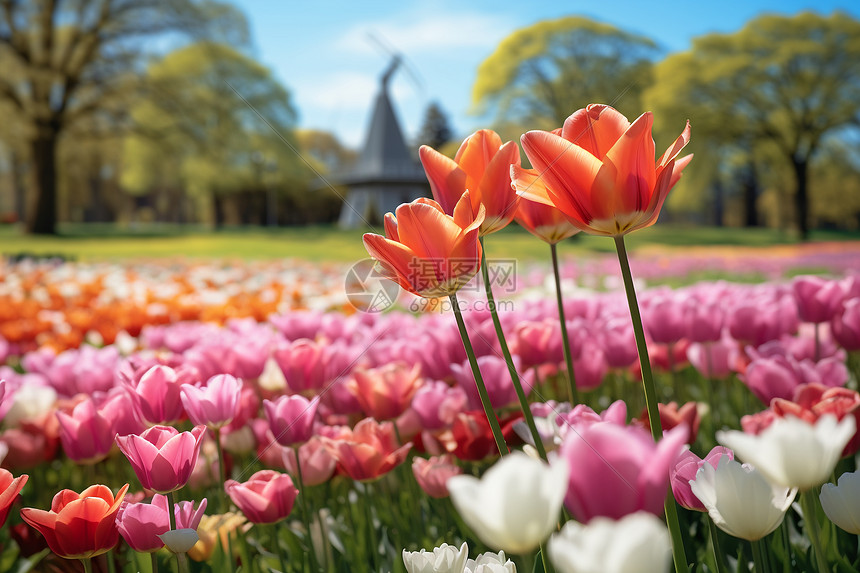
[270,310,323,341]
[123,365,190,425]
[741,353,847,404]
[116,494,207,553]
[346,363,423,420]
[116,425,206,493]
[281,437,337,486]
[272,339,329,394]
[573,340,609,390]
[97,387,146,437]
[410,381,468,430]
[451,355,533,410]
[322,418,412,482]
[833,299,860,351]
[686,338,738,379]
[225,470,298,524]
[180,374,242,429]
[670,447,733,511]
[684,298,724,343]
[728,292,798,347]
[514,320,563,369]
[263,395,319,446]
[559,421,688,522]
[56,397,114,464]
[644,290,687,345]
[412,455,462,498]
[598,316,639,369]
[793,275,846,324]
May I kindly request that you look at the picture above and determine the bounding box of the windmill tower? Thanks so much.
[336,55,429,228]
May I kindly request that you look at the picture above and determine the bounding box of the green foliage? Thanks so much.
[472,16,658,129]
[645,11,860,232]
[415,101,453,150]
[120,41,306,223]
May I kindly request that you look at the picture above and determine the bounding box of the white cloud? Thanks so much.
[335,9,513,56]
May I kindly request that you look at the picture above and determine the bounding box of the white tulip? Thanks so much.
[548,512,670,573]
[466,550,517,572]
[820,470,860,534]
[690,455,796,541]
[402,541,469,573]
[717,414,855,490]
[5,383,57,426]
[447,452,568,555]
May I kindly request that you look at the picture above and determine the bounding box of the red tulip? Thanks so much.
[20,483,129,559]
[347,362,423,420]
[322,418,412,482]
[0,469,27,527]
[512,166,580,244]
[363,193,485,298]
[420,129,521,235]
[515,103,691,236]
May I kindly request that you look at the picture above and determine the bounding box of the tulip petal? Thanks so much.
[603,112,656,216]
[362,234,423,294]
[520,130,608,225]
[419,145,467,215]
[478,141,521,234]
[561,104,631,160]
[395,201,463,262]
[511,165,553,206]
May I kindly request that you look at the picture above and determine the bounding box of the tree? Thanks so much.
[471,16,658,131]
[645,11,860,239]
[0,0,247,234]
[120,42,301,226]
[415,101,453,150]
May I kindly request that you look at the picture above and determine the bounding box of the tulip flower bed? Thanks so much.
[1,105,860,573]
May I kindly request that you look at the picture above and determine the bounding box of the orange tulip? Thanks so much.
[0,469,28,527]
[516,103,692,237]
[21,483,129,560]
[363,193,485,298]
[419,129,520,235]
[512,167,580,244]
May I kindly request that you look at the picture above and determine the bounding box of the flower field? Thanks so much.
[1,106,860,573]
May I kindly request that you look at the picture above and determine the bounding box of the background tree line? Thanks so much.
[0,3,858,237]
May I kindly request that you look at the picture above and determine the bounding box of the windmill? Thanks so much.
[335,33,430,228]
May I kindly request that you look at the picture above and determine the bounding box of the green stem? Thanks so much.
[448,293,509,457]
[271,524,289,573]
[800,489,830,573]
[613,235,689,573]
[550,242,580,405]
[80,558,93,573]
[166,491,177,532]
[708,519,728,573]
[214,428,228,513]
[150,551,159,573]
[176,553,190,573]
[362,483,379,572]
[539,541,555,573]
[780,519,792,573]
[294,448,321,572]
[752,539,770,573]
[480,239,546,460]
[106,550,116,573]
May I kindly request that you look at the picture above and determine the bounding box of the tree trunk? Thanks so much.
[28,127,60,235]
[741,163,759,228]
[792,157,810,241]
[712,180,724,227]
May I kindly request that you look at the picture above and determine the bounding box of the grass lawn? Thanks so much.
[1,222,858,262]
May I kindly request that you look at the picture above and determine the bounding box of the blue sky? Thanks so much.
[236,0,860,149]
